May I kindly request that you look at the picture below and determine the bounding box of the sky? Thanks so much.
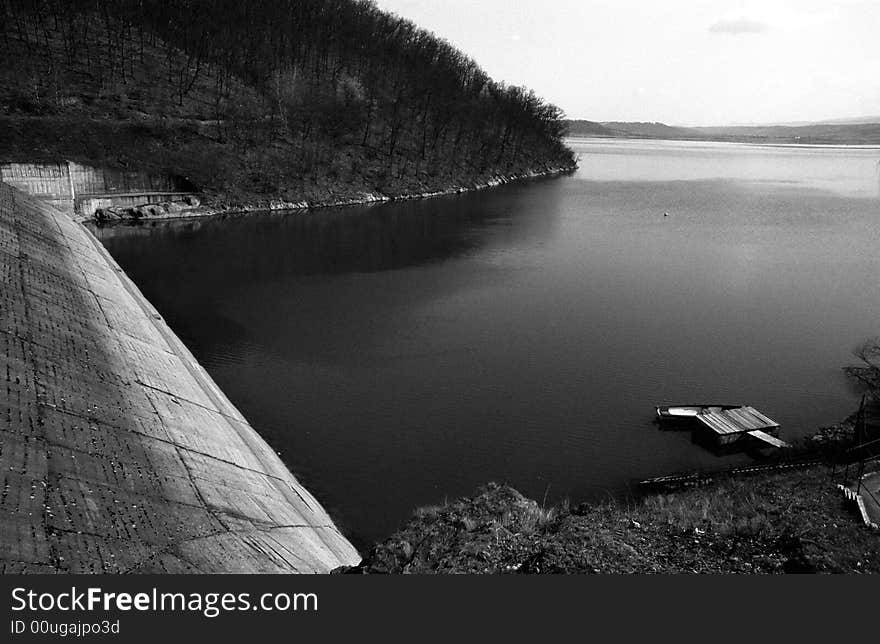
[373,0,880,126]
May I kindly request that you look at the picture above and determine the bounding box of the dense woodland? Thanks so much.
[0,0,575,203]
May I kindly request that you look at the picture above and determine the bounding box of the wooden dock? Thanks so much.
[696,406,789,448]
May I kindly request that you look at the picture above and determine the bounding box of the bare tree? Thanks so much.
[846,338,880,396]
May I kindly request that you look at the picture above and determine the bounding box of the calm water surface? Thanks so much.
[96,138,880,548]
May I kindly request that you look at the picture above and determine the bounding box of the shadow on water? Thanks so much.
[92,179,566,349]
[93,179,564,280]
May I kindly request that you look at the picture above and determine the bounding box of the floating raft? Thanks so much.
[696,406,789,448]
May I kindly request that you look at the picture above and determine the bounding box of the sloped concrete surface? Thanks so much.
[857,469,880,527]
[0,182,360,573]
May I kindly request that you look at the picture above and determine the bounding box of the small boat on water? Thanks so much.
[655,404,740,421]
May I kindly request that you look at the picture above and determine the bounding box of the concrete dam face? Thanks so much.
[0,180,361,573]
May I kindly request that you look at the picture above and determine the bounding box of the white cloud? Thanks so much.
[709,2,838,36]
[708,17,769,34]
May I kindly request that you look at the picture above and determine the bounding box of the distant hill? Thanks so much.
[565,119,880,145]
[816,116,880,125]
[566,120,701,139]
[691,123,880,145]
[564,120,617,137]
[601,121,704,139]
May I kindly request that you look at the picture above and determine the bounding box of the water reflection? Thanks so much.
[93,180,564,283]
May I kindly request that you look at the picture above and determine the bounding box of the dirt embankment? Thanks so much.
[349,463,879,574]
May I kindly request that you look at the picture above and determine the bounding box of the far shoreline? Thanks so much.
[565,134,880,149]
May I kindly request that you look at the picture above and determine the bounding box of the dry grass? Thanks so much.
[357,468,880,574]
[645,487,776,537]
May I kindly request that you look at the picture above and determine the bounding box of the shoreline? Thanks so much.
[91,164,578,224]
[348,415,878,573]
[564,135,880,150]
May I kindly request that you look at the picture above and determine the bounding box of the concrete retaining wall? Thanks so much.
[79,192,194,218]
[0,180,361,573]
[0,162,75,214]
[0,162,194,217]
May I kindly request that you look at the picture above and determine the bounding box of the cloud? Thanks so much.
[708,17,770,35]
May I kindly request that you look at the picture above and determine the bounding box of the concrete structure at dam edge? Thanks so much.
[0,180,361,573]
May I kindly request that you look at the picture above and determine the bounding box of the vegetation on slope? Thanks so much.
[354,468,879,574]
[1,0,575,205]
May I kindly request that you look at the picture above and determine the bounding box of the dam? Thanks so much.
[0,162,197,218]
[0,180,360,573]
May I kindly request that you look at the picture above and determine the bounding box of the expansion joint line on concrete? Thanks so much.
[82,231,320,518]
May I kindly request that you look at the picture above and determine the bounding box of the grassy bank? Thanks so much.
[353,464,879,574]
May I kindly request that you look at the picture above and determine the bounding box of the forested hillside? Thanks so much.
[0,0,575,205]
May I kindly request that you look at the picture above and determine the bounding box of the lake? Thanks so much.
[95,138,880,549]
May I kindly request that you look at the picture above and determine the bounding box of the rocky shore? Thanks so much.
[93,164,577,223]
